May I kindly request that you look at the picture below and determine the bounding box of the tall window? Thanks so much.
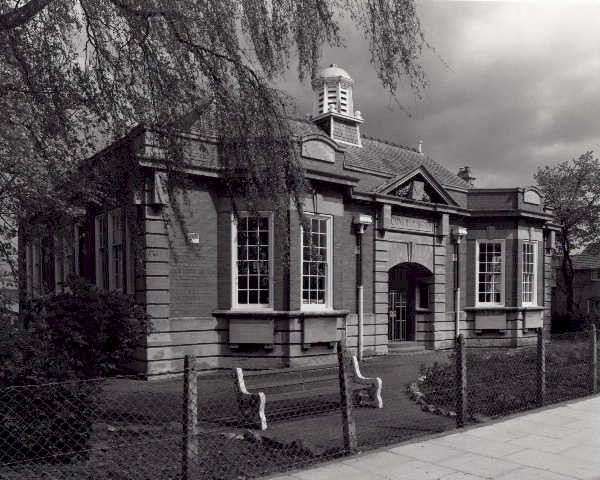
[477,241,504,305]
[95,209,132,292]
[417,284,429,309]
[110,210,124,291]
[301,215,332,309]
[233,215,272,308]
[95,213,109,290]
[522,242,537,305]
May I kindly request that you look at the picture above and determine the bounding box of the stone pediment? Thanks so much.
[376,167,457,206]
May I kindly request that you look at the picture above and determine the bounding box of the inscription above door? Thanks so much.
[390,215,434,233]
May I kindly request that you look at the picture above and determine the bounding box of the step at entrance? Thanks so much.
[387,341,426,354]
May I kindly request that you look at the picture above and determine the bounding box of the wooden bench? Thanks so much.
[233,356,382,430]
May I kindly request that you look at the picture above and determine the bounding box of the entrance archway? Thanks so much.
[388,263,433,342]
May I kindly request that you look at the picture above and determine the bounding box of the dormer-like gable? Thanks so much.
[300,134,343,164]
[376,166,458,206]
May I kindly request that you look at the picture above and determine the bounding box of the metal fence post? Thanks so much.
[592,324,597,394]
[337,341,357,452]
[537,328,546,407]
[455,334,467,428]
[182,355,198,480]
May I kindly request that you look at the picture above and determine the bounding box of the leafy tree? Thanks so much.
[1,0,430,272]
[535,152,600,317]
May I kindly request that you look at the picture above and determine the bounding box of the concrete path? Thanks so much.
[264,395,600,480]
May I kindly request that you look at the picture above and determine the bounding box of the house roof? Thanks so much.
[570,254,600,270]
[288,118,471,191]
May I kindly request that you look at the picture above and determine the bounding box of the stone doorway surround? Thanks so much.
[375,205,450,352]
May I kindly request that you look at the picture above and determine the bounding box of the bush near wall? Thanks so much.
[0,278,149,463]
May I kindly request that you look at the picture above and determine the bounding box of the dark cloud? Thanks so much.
[276,2,600,188]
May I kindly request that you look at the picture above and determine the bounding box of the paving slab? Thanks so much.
[263,394,600,480]
[438,452,522,478]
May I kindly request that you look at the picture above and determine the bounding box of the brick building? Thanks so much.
[21,65,558,375]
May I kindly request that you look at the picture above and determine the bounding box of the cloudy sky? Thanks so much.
[277,1,600,188]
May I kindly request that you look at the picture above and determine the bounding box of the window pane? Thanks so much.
[238,260,248,274]
[259,290,269,304]
[248,291,258,304]
[238,291,247,304]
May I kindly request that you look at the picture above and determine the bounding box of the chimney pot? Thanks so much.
[457,166,476,186]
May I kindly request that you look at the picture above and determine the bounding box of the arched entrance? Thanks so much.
[388,263,433,342]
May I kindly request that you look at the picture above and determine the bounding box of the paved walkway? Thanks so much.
[265,395,600,480]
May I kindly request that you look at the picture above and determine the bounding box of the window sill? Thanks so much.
[214,309,349,318]
[230,306,274,312]
[465,306,544,312]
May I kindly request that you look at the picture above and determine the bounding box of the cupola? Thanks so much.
[311,64,363,147]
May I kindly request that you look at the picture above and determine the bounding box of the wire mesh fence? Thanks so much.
[465,344,539,421]
[546,330,596,404]
[355,352,456,450]
[1,328,599,479]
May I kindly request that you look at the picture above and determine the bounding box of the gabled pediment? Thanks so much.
[375,166,457,206]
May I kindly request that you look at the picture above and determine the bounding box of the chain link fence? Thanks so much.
[1,328,599,479]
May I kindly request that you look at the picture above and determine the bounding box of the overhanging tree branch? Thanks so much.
[0,0,55,31]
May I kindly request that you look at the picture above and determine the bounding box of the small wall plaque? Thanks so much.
[188,233,200,244]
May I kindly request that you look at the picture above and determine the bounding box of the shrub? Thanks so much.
[20,276,150,378]
[0,277,150,463]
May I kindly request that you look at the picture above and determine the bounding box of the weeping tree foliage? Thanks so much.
[535,152,600,316]
[1,0,430,274]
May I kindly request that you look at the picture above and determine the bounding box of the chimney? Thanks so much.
[457,166,476,186]
[417,140,423,154]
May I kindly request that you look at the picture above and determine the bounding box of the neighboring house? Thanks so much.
[19,65,558,375]
[552,254,600,320]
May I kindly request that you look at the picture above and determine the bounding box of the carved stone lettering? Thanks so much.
[390,216,434,233]
[302,139,335,163]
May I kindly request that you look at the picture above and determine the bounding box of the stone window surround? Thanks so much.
[522,240,537,306]
[230,212,274,311]
[301,212,333,312]
[475,239,505,307]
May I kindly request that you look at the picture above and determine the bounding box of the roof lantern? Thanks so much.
[311,64,363,147]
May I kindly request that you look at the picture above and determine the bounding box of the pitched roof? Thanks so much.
[289,118,470,191]
[571,254,600,270]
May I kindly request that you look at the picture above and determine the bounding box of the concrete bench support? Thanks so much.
[233,367,267,430]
